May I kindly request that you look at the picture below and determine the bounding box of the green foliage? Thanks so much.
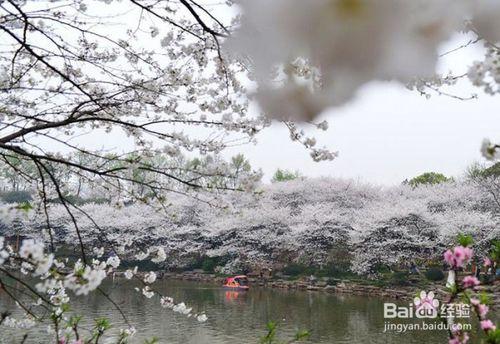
[15,201,33,213]
[479,292,493,306]
[271,169,301,183]
[260,321,309,344]
[62,194,109,205]
[466,161,500,180]
[0,191,108,206]
[424,267,445,281]
[457,233,474,247]
[261,321,278,344]
[408,172,451,187]
[67,315,81,328]
[0,190,32,203]
[144,338,159,344]
[489,240,500,265]
[318,263,353,279]
[230,154,251,174]
[184,255,228,272]
[282,264,314,277]
[95,317,111,329]
[465,162,487,179]
[281,262,353,279]
[123,259,160,272]
[486,328,500,344]
[86,317,112,343]
[389,271,411,286]
[481,162,500,178]
[373,264,391,274]
[201,257,220,273]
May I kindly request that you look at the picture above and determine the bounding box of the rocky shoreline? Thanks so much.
[120,271,426,300]
[119,270,500,308]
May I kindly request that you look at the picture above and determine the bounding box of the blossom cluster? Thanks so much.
[443,242,498,344]
[443,246,473,269]
[160,297,208,323]
[228,0,500,123]
[0,234,206,342]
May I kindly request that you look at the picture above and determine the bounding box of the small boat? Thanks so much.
[222,275,249,291]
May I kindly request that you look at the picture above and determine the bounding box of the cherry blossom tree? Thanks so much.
[0,0,333,341]
[2,0,500,342]
[5,177,498,277]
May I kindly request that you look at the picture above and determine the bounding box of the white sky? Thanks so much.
[224,33,500,184]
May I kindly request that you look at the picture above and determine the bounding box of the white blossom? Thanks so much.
[124,266,137,280]
[151,247,167,263]
[2,316,36,329]
[93,247,104,258]
[106,255,120,269]
[172,302,192,315]
[0,237,9,266]
[196,314,208,323]
[141,286,154,298]
[120,326,137,337]
[160,296,174,308]
[135,250,150,261]
[143,271,157,284]
[480,138,499,160]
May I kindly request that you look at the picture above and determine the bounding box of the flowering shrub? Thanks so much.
[442,235,499,344]
[0,235,208,343]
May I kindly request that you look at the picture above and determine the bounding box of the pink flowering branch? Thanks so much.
[442,235,499,344]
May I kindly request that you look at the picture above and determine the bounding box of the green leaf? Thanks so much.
[486,328,500,344]
[16,201,32,212]
[294,330,310,341]
[457,234,473,247]
[94,317,111,331]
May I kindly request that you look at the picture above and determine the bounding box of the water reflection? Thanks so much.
[0,279,464,343]
[224,290,243,302]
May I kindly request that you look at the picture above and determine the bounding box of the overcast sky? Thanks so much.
[223,34,500,185]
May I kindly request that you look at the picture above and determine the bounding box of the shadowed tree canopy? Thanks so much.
[407,172,452,188]
[271,169,302,183]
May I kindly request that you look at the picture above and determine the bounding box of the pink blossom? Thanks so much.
[480,319,496,332]
[470,298,480,306]
[444,250,457,266]
[484,257,492,267]
[449,333,469,344]
[463,247,473,261]
[444,246,473,269]
[462,276,480,289]
[478,304,489,319]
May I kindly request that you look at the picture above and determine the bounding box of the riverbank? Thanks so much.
[160,271,428,299]
[119,271,500,307]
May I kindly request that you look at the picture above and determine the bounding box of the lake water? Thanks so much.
[0,279,492,343]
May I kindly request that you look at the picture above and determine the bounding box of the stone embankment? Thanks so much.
[122,270,500,307]
[132,271,419,300]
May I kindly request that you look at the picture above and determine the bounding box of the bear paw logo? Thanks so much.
[414,290,439,317]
